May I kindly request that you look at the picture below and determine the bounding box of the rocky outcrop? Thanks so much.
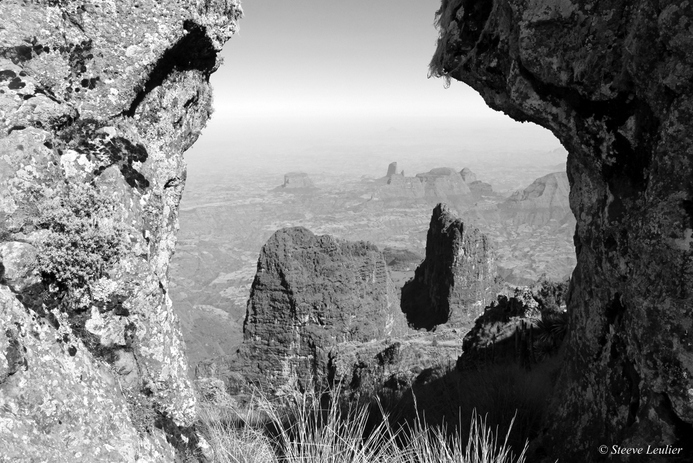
[275,171,316,192]
[229,227,407,394]
[376,166,473,207]
[457,284,568,371]
[386,161,398,177]
[460,167,477,183]
[500,172,572,226]
[328,336,461,397]
[432,0,693,459]
[0,1,241,460]
[401,204,499,331]
[460,168,494,197]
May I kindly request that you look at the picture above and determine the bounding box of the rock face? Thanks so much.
[460,167,477,183]
[277,171,316,191]
[432,0,693,459]
[233,227,407,393]
[500,172,572,226]
[401,204,498,331]
[0,1,241,460]
[460,167,494,198]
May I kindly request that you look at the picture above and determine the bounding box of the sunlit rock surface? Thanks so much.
[0,0,241,459]
[432,0,693,459]
[228,227,408,394]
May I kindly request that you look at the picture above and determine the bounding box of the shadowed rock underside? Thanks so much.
[432,0,693,460]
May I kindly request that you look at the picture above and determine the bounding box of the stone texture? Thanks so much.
[328,337,461,397]
[0,0,241,459]
[401,204,499,331]
[432,0,693,459]
[230,227,408,394]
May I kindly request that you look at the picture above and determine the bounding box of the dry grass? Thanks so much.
[197,380,528,463]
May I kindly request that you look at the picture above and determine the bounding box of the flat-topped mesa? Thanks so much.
[500,172,572,226]
[431,0,693,458]
[0,1,241,460]
[276,171,316,191]
[378,166,472,205]
[401,204,499,331]
[236,227,407,393]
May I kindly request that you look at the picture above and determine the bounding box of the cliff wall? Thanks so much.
[234,227,407,394]
[0,1,241,460]
[432,0,693,459]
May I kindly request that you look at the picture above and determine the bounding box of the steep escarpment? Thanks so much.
[230,227,407,394]
[0,1,241,460]
[432,0,693,459]
[401,204,499,330]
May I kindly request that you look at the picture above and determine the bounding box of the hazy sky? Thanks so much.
[211,0,496,120]
[186,1,562,169]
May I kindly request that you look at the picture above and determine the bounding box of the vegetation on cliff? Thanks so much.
[34,181,127,311]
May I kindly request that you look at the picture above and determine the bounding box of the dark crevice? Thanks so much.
[605,293,626,326]
[681,200,693,229]
[154,412,205,462]
[623,359,640,427]
[124,20,217,117]
[456,0,494,50]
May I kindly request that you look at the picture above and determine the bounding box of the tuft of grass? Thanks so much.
[197,381,528,463]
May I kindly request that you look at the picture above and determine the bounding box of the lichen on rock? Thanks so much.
[0,0,242,459]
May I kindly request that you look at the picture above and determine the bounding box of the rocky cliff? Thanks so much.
[432,0,693,459]
[460,167,494,198]
[401,204,499,330]
[229,227,407,394]
[0,1,241,460]
[500,172,572,226]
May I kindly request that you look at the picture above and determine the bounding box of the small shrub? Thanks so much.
[34,181,127,310]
